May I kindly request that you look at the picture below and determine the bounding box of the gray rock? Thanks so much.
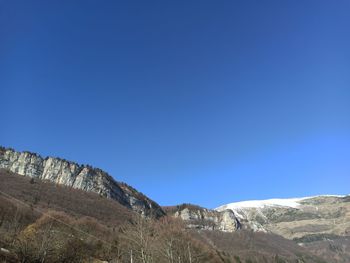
[0,146,165,217]
[170,204,241,232]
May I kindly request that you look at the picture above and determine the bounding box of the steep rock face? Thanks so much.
[0,147,165,217]
[164,204,241,232]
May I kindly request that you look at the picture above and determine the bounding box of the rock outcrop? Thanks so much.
[0,146,165,217]
[164,204,241,232]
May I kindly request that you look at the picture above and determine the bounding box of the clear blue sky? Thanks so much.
[1,1,349,208]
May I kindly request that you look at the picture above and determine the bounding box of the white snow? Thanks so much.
[215,195,348,233]
[215,195,346,212]
[217,198,304,210]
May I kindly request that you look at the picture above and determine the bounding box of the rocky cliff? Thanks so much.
[164,204,241,232]
[0,146,165,217]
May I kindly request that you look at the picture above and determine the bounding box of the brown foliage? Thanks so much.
[0,169,133,226]
[0,169,330,263]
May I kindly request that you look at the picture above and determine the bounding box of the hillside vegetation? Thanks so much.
[0,169,328,263]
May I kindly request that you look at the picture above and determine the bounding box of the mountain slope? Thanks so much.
[0,146,164,217]
[217,195,350,263]
[196,230,327,263]
[0,169,133,226]
[0,169,328,263]
[0,170,224,263]
[216,195,350,239]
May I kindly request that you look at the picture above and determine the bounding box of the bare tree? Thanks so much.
[121,214,156,263]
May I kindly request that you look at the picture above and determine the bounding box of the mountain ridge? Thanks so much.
[0,146,165,217]
[216,195,347,210]
[1,145,349,262]
[216,195,350,238]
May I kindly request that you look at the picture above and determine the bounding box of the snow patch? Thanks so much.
[217,198,304,210]
[215,195,346,212]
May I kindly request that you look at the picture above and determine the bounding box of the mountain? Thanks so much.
[0,146,164,217]
[216,195,350,238]
[1,145,349,262]
[217,195,350,263]
[0,170,326,263]
[163,196,350,262]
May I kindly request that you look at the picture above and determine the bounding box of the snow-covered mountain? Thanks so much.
[216,195,350,262]
[217,195,345,210]
[216,195,350,237]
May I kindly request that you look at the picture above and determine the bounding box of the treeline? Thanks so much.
[0,198,222,263]
[0,170,221,262]
[0,170,326,263]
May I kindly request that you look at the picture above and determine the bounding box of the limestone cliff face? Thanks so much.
[0,147,165,217]
[165,204,241,232]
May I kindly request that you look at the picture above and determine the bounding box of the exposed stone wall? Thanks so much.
[0,147,164,217]
[172,206,241,232]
